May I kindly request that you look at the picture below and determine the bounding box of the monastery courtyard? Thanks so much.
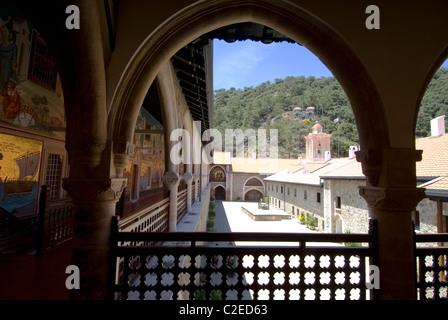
[208,200,339,246]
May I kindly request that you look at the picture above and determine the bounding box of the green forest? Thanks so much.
[213,67,448,159]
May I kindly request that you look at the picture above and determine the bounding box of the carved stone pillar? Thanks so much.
[355,149,382,187]
[162,171,180,231]
[356,147,425,299]
[183,172,193,212]
[62,177,127,300]
[359,186,426,299]
[113,141,135,177]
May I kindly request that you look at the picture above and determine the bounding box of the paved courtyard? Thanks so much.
[208,200,341,247]
[203,201,351,300]
[211,200,312,233]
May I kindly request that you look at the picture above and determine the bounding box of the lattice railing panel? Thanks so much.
[415,233,448,300]
[110,224,378,300]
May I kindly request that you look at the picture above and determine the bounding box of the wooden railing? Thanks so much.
[109,219,379,300]
[37,185,74,254]
[414,233,448,300]
[118,197,170,233]
[177,189,188,223]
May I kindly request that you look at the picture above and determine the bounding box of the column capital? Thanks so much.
[356,148,423,187]
[355,149,382,186]
[62,177,127,203]
[182,172,193,183]
[162,171,180,187]
[359,185,426,212]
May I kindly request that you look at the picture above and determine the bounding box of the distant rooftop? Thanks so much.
[416,133,448,177]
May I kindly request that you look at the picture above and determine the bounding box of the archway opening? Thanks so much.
[109,1,387,239]
[110,1,387,164]
[244,189,263,202]
[214,185,226,200]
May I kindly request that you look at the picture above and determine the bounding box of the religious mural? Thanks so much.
[0,132,42,218]
[124,107,165,205]
[210,166,226,182]
[0,1,66,140]
[134,107,164,190]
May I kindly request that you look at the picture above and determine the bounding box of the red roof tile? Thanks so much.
[416,133,448,177]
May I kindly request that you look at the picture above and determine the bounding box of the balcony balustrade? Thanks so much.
[109,219,379,300]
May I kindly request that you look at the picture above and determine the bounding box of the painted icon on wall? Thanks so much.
[0,132,42,217]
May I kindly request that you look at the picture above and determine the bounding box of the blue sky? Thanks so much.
[213,39,448,91]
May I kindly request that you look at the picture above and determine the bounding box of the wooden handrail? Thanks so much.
[37,185,74,255]
[118,197,170,231]
[0,206,37,236]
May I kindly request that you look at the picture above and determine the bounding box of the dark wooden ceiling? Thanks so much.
[140,23,296,135]
[205,22,295,44]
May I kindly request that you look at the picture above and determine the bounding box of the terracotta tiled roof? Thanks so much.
[230,157,299,174]
[320,158,364,178]
[416,133,448,177]
[265,158,357,186]
[419,176,448,190]
[213,151,232,165]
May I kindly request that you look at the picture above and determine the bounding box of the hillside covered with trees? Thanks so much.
[213,67,448,159]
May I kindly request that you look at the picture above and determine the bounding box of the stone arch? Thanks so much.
[244,188,264,202]
[244,176,264,187]
[108,0,388,163]
[414,45,448,133]
[209,165,226,182]
[334,214,344,234]
[213,185,226,200]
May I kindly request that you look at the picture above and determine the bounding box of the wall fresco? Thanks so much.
[0,132,42,217]
[0,1,65,139]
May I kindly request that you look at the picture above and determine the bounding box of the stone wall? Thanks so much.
[229,173,268,201]
[267,178,445,235]
[324,179,369,234]
[266,181,324,230]
[415,197,448,233]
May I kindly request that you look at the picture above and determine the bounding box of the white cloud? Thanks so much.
[213,40,274,90]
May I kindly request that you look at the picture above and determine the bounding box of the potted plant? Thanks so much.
[298,211,306,225]
[306,213,316,230]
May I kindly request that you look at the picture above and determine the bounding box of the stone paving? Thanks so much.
[203,200,349,300]
[207,200,341,247]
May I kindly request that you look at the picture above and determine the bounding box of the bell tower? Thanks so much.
[305,122,332,162]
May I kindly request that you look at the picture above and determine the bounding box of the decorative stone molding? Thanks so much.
[355,149,382,186]
[359,186,426,212]
[81,138,108,156]
[162,171,181,188]
[182,172,193,184]
[113,141,136,176]
[62,178,127,203]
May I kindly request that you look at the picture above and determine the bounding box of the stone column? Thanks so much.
[162,171,180,231]
[193,173,199,202]
[359,186,425,299]
[62,177,126,300]
[183,172,193,212]
[357,148,425,299]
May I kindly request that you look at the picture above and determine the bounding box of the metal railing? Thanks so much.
[109,218,378,300]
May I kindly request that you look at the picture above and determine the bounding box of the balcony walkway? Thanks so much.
[0,244,71,300]
[110,200,376,300]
